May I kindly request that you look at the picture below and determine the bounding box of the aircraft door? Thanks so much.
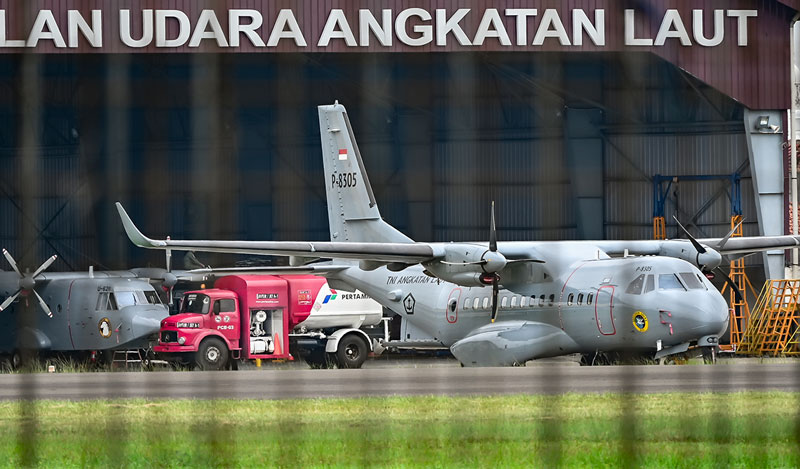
[595,286,616,335]
[446,288,461,324]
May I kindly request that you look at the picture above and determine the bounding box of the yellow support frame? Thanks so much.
[738,280,800,355]
[653,216,666,240]
[720,215,756,351]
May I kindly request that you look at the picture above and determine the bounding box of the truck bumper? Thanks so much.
[155,344,198,353]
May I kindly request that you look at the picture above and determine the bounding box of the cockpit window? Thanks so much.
[659,274,686,291]
[115,291,137,308]
[695,274,709,290]
[95,292,118,311]
[644,275,655,294]
[679,273,705,290]
[626,274,645,295]
[144,291,162,304]
[181,293,211,315]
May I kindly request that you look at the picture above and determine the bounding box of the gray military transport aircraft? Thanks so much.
[0,249,173,367]
[115,102,800,367]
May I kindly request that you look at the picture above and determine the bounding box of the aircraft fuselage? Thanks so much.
[336,254,728,362]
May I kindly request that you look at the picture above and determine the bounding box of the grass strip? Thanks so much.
[0,392,798,468]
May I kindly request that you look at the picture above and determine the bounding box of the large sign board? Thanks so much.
[0,0,794,108]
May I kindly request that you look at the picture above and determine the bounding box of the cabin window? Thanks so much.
[659,274,686,291]
[626,274,645,295]
[218,299,236,312]
[548,294,555,306]
[520,296,527,307]
[473,298,480,309]
[577,293,584,305]
[482,297,489,309]
[587,293,594,305]
[644,275,655,294]
[539,295,545,307]
[679,273,704,290]
[510,296,518,307]
[567,293,574,306]
[464,298,471,309]
[501,297,508,308]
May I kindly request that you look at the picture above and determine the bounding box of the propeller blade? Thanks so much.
[506,258,546,264]
[440,260,487,266]
[0,290,21,312]
[2,249,21,277]
[32,289,53,318]
[489,201,497,252]
[715,267,744,303]
[166,236,172,272]
[31,254,57,279]
[672,216,706,254]
[716,218,745,251]
[490,276,499,323]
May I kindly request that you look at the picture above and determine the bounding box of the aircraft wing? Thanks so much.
[177,265,348,281]
[593,235,800,257]
[117,203,435,264]
[696,235,800,255]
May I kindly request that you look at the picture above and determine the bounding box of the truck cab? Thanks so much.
[155,275,381,370]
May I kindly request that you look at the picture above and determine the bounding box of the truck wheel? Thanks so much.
[335,335,368,369]
[196,338,229,371]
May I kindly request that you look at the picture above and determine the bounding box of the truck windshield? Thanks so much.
[180,293,211,315]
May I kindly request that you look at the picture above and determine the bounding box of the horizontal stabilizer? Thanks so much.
[116,202,435,264]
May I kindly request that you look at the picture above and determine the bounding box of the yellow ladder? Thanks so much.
[738,280,800,355]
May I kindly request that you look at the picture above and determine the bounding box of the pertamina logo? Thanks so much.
[323,290,369,303]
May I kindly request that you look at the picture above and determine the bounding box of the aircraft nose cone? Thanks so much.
[132,314,163,337]
[698,294,730,337]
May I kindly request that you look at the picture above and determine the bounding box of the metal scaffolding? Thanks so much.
[720,214,757,351]
[652,173,752,350]
[738,279,800,356]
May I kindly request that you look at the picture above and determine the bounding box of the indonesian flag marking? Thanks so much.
[338,149,348,160]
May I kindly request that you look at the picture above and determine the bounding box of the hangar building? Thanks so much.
[0,0,796,288]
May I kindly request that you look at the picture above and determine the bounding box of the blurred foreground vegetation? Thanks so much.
[0,392,798,468]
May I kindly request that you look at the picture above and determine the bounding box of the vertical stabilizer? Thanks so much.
[318,103,412,243]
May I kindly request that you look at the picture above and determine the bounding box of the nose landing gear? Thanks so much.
[701,346,717,364]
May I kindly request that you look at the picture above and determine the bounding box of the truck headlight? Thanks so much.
[178,336,186,345]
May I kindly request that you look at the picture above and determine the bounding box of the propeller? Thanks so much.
[672,216,745,302]
[488,202,501,323]
[163,238,176,306]
[0,249,57,318]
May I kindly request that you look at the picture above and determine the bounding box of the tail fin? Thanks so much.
[318,102,412,243]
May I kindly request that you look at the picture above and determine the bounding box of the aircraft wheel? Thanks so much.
[702,347,717,365]
[196,338,229,371]
[10,350,22,370]
[335,335,368,369]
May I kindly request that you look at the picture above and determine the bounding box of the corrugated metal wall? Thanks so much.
[0,51,763,272]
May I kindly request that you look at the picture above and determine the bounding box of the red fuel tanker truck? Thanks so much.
[154,275,383,370]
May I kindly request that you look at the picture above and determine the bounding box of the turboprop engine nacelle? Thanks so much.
[658,240,722,271]
[424,244,506,287]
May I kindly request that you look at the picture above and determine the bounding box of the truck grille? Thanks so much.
[161,330,178,343]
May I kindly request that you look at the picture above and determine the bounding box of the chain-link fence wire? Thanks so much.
[4,18,799,468]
